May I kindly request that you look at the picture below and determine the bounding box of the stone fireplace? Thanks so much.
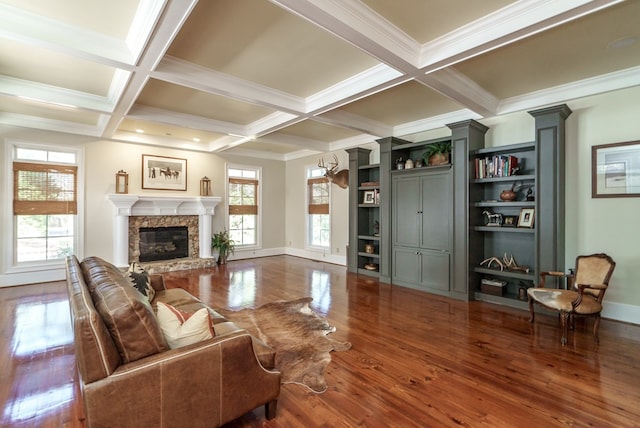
[107,194,221,270]
[138,225,189,262]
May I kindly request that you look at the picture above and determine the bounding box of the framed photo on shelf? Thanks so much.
[142,154,187,191]
[502,215,518,227]
[362,190,376,204]
[592,140,640,198]
[517,208,535,228]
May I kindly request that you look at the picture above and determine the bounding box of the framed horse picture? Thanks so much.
[142,154,187,191]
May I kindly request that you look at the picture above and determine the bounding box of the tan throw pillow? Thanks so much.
[126,262,155,301]
[156,302,215,349]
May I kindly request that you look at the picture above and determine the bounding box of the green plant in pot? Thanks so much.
[211,229,235,264]
[422,141,452,166]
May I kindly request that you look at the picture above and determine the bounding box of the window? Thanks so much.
[307,167,330,248]
[227,166,260,247]
[12,146,78,264]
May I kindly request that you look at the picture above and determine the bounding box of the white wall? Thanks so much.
[1,87,639,323]
[478,87,640,322]
[284,150,350,264]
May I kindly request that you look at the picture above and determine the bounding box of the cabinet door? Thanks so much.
[392,247,421,286]
[393,176,420,247]
[420,249,450,292]
[420,173,451,251]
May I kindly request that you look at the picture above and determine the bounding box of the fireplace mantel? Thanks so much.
[107,194,221,216]
[106,194,222,266]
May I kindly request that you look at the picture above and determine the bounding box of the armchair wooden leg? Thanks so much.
[560,312,569,345]
[528,297,535,323]
[265,400,278,420]
[593,315,601,344]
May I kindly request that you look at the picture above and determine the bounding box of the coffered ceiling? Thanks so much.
[1,0,639,159]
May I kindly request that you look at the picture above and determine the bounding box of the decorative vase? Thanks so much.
[428,153,450,166]
[500,189,517,201]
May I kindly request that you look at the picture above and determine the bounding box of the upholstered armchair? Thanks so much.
[528,253,616,345]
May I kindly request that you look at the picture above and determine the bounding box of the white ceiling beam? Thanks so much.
[419,0,624,71]
[269,0,421,71]
[100,0,199,138]
[0,76,115,112]
[153,57,306,114]
[416,68,500,118]
[0,112,101,137]
[313,110,391,138]
[127,105,246,136]
[0,3,135,69]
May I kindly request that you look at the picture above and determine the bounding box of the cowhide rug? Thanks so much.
[217,297,351,393]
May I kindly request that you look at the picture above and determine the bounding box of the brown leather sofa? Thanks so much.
[65,255,280,427]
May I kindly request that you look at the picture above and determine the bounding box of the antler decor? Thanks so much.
[318,154,349,189]
[480,253,530,273]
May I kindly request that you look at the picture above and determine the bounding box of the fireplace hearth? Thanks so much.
[139,226,189,262]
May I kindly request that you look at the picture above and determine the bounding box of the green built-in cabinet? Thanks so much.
[347,105,570,308]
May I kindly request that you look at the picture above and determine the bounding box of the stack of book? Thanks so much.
[475,155,518,179]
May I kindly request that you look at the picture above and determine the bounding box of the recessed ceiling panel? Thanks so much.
[276,120,360,143]
[336,81,462,126]
[0,39,115,96]
[0,95,100,125]
[136,79,276,124]
[237,139,300,155]
[455,1,640,99]
[362,0,515,44]
[168,0,380,97]
[2,0,139,39]
[119,118,226,143]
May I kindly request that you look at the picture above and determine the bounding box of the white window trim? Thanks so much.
[305,165,331,251]
[3,140,85,274]
[225,162,262,250]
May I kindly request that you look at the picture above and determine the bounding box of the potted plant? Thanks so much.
[211,229,235,264]
[422,141,452,166]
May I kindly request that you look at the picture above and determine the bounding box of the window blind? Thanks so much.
[228,177,258,215]
[308,177,329,214]
[13,162,77,215]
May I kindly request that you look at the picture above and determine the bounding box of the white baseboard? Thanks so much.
[231,247,346,266]
[0,268,65,287]
[603,301,640,325]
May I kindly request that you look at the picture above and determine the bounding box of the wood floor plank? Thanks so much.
[1,255,639,427]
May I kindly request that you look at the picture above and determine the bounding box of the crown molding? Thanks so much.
[394,109,482,137]
[499,65,640,114]
[127,105,245,136]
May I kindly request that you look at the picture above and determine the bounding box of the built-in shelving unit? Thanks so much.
[468,104,572,308]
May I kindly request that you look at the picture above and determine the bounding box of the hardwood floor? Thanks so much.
[2,255,639,427]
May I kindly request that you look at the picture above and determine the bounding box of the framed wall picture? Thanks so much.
[142,154,187,191]
[362,190,376,204]
[592,140,640,198]
[517,208,535,228]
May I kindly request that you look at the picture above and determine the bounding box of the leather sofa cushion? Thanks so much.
[81,256,169,363]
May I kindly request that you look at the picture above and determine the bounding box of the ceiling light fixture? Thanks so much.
[192,137,200,142]
[228,133,246,138]
[136,129,145,134]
